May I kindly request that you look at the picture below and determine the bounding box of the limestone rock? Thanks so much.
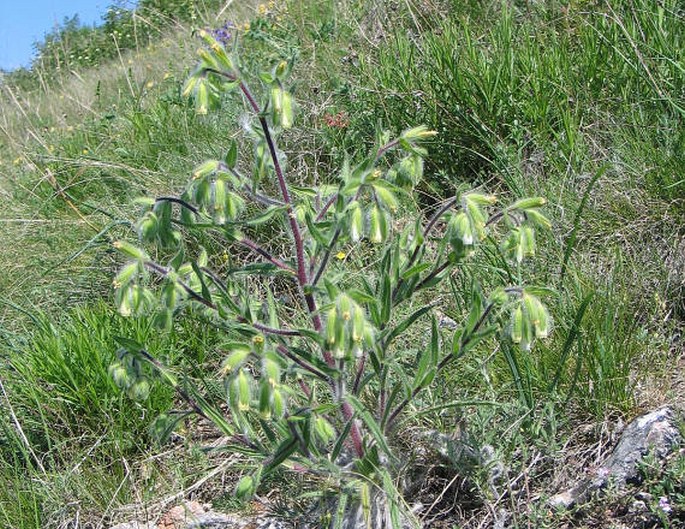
[549,406,681,509]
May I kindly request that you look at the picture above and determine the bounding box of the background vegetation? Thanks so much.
[0,0,683,527]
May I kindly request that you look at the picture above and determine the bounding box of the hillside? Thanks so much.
[0,1,683,527]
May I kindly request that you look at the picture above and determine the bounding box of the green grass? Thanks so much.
[0,302,230,527]
[0,0,683,526]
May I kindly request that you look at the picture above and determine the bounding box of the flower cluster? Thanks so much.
[210,21,235,45]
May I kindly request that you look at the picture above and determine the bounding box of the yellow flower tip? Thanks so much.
[12,157,22,165]
[146,81,154,89]
[82,149,89,155]
[163,72,172,80]
[127,59,133,65]
[258,3,267,15]
[243,22,250,31]
[253,334,264,345]
[335,251,346,261]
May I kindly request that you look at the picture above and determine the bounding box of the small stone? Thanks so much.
[630,500,647,513]
[549,406,682,510]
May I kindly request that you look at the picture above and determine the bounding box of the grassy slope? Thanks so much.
[0,0,683,527]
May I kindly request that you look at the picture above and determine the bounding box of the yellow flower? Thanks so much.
[335,251,346,261]
[48,145,55,153]
[82,149,89,155]
[146,80,155,89]
[163,72,172,80]
[243,22,250,32]
[258,3,267,15]
[12,157,22,165]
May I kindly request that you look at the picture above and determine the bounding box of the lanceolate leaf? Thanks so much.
[348,396,394,460]
[245,205,287,226]
[383,304,433,348]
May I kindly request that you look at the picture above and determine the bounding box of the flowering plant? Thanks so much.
[110,30,552,527]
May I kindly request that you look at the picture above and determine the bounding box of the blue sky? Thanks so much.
[0,1,111,70]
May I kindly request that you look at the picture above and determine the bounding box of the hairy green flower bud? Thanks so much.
[235,475,254,499]
[510,305,524,345]
[452,212,474,246]
[127,377,151,401]
[397,154,423,186]
[348,201,363,242]
[137,211,159,241]
[196,81,209,115]
[521,225,536,258]
[109,361,129,389]
[113,240,147,261]
[466,200,487,239]
[237,369,251,411]
[197,48,220,70]
[182,75,199,98]
[192,160,219,180]
[263,353,281,386]
[314,416,336,445]
[220,344,251,376]
[465,192,497,206]
[272,387,285,418]
[281,90,294,129]
[374,183,398,212]
[113,262,139,288]
[326,307,338,347]
[226,191,245,220]
[258,379,272,420]
[510,197,546,210]
[212,178,227,224]
[525,209,551,229]
[401,125,438,141]
[369,204,388,244]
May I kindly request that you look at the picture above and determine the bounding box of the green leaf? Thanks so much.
[380,273,392,325]
[264,436,298,474]
[522,286,558,298]
[191,261,213,304]
[549,292,594,393]
[561,164,608,283]
[114,335,144,354]
[383,304,433,348]
[400,262,432,280]
[244,206,287,226]
[150,412,190,444]
[304,212,330,247]
[347,289,377,305]
[331,419,354,462]
[225,140,238,169]
[347,395,394,459]
[334,492,348,529]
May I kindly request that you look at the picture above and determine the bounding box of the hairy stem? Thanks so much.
[238,80,324,338]
[239,237,295,274]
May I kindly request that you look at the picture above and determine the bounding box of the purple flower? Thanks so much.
[210,21,235,45]
[658,496,672,514]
